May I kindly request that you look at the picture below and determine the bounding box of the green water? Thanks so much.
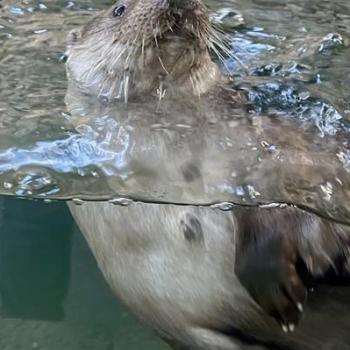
[0,197,169,349]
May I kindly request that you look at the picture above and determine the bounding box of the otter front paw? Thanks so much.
[235,226,306,330]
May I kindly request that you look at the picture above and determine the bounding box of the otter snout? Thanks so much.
[65,0,222,101]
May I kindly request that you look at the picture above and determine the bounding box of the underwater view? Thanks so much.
[0,0,350,349]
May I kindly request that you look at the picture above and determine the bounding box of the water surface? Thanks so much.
[1,0,350,222]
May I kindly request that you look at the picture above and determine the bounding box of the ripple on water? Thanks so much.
[0,0,349,225]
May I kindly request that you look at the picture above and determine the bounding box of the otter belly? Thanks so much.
[68,202,350,350]
[68,202,273,344]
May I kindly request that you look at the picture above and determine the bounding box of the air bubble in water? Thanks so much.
[72,198,84,206]
[3,182,13,189]
[109,198,133,206]
[259,202,288,209]
[211,202,234,211]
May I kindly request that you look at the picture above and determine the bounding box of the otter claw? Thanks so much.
[281,323,296,333]
[297,302,303,312]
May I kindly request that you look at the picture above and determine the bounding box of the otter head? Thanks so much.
[65,0,225,102]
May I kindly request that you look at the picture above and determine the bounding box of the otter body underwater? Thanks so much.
[65,1,350,349]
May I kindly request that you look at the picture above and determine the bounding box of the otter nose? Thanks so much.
[169,0,205,15]
[170,0,196,10]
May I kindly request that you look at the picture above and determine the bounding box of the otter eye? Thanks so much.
[113,4,127,17]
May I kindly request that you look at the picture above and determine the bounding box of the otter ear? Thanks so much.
[66,29,82,48]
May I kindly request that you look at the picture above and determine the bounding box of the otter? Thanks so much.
[65,1,350,349]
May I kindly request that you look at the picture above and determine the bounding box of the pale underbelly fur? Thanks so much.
[69,202,350,350]
[69,203,269,331]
